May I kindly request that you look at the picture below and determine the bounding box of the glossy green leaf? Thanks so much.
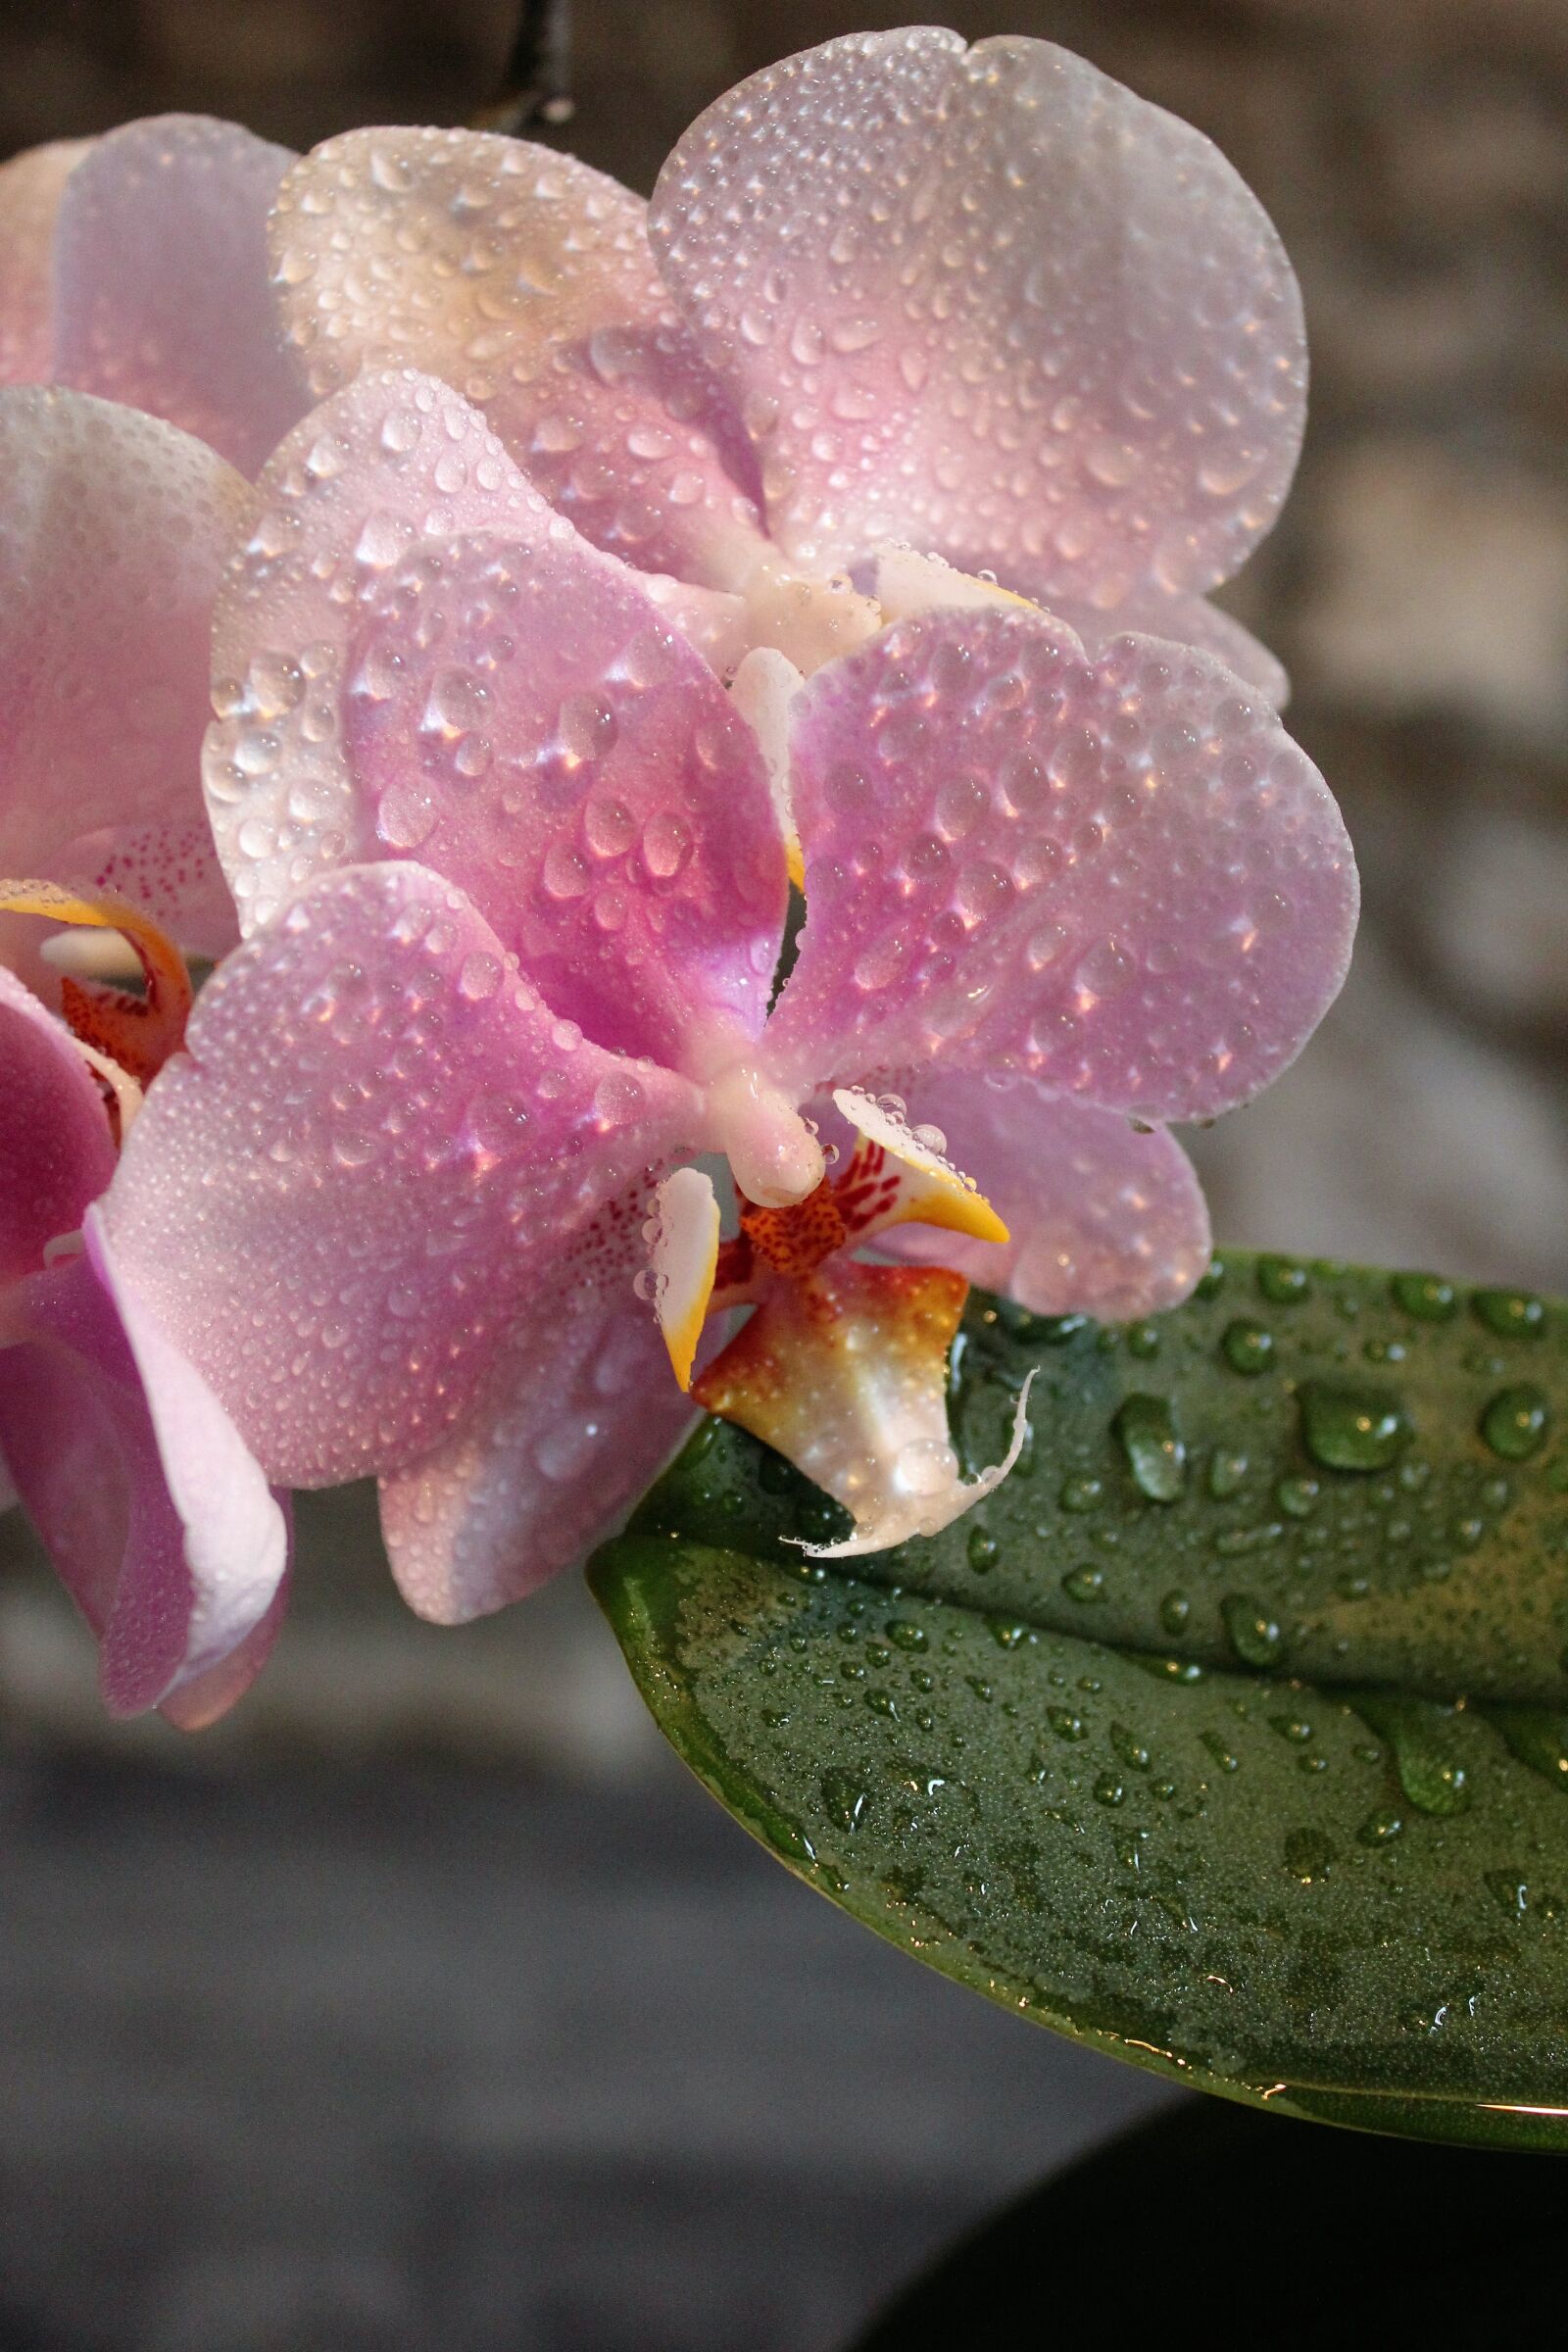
[590,1254,1568,2149]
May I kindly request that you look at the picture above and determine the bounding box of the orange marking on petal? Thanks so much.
[0,880,192,1085]
[739,1176,847,1280]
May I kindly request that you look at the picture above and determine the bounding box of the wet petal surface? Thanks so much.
[54,115,306,476]
[270,127,764,586]
[861,1073,1212,1321]
[206,369,566,935]
[0,1240,288,1718]
[0,965,115,1284]
[0,388,253,946]
[0,138,90,383]
[653,30,1304,604]
[345,527,787,1068]
[764,606,1356,1123]
[379,1262,697,1623]
[102,861,698,1487]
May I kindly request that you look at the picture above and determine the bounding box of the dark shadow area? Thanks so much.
[855,2096,1568,2349]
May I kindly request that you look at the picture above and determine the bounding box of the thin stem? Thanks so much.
[472,0,574,135]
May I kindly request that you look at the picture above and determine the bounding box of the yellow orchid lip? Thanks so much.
[639,1080,1025,1555]
[648,1166,722,1392]
[830,1087,1010,1248]
[0,879,192,1088]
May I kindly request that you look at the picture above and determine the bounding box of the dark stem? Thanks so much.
[472,0,574,135]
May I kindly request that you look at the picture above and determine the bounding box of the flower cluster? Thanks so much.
[0,31,1355,1715]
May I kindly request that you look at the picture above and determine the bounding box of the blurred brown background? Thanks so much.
[0,3,1564,2347]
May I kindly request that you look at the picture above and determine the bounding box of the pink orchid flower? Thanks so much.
[0,114,307,476]
[100,356,1356,1611]
[260,29,1299,698]
[0,384,290,1721]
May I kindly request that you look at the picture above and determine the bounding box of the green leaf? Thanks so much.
[590,1253,1568,2149]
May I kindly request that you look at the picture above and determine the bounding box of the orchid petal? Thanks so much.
[53,115,306,476]
[270,127,765,587]
[101,861,697,1487]
[1060,591,1291,711]
[652,30,1304,605]
[0,1244,288,1719]
[206,368,566,935]
[871,546,1289,710]
[0,387,253,947]
[0,964,115,1283]
[0,139,90,383]
[764,607,1356,1124]
[344,527,787,1069]
[860,1074,1212,1321]
[379,1269,697,1623]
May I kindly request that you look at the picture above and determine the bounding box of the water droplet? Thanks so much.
[1353,1695,1472,1815]
[966,1527,999,1574]
[642,808,692,879]
[1060,1566,1105,1604]
[1048,1706,1087,1741]
[1222,1320,1274,1375]
[1207,1449,1249,1499]
[456,950,502,1004]
[1058,1475,1103,1514]
[1483,1704,1568,1785]
[1298,1381,1411,1472]
[1357,1809,1403,1847]
[1391,1271,1457,1322]
[1114,1394,1187,1503]
[1283,1829,1333,1882]
[1110,1724,1152,1772]
[1481,1384,1549,1461]
[886,1619,927,1652]
[1473,1288,1546,1341]
[820,1769,868,1832]
[1159,1590,1190,1634]
[1221,1594,1283,1667]
[1256,1256,1311,1305]
[1093,1775,1126,1808]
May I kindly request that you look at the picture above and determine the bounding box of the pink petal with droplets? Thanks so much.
[101,861,698,1488]
[0,139,90,382]
[872,551,1289,711]
[0,965,115,1283]
[0,1239,289,1720]
[379,1267,697,1623]
[653,30,1304,606]
[0,387,253,948]
[854,1074,1211,1320]
[764,607,1356,1124]
[207,369,571,935]
[53,115,307,477]
[270,128,765,588]
[345,528,787,1070]
[1056,590,1290,710]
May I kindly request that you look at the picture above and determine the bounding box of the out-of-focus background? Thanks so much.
[1,1,1565,2345]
